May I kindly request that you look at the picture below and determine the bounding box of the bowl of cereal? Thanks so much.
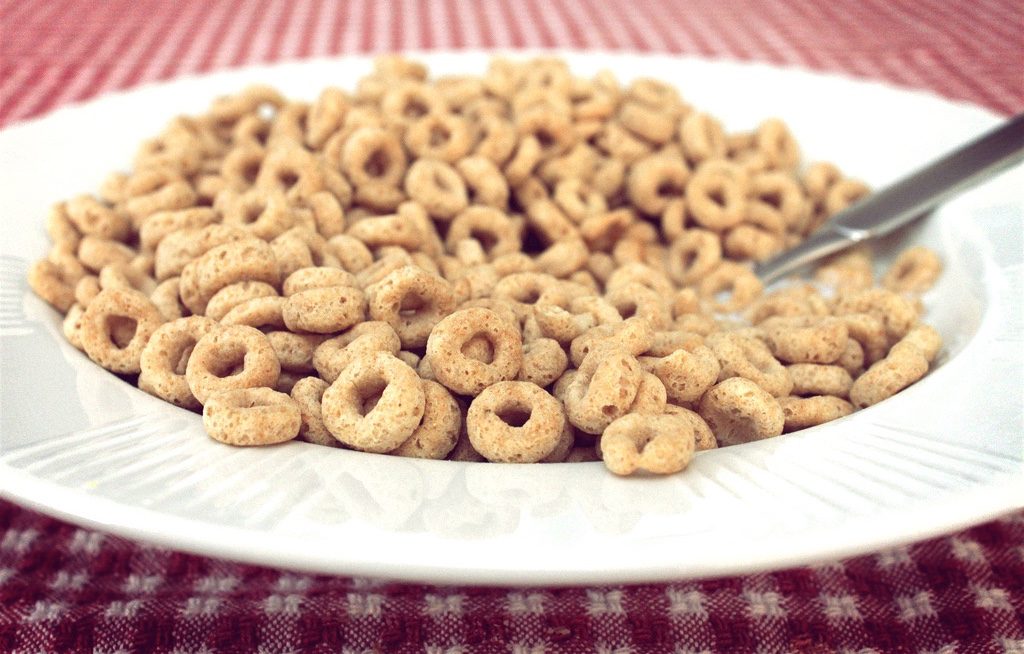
[1,52,1021,584]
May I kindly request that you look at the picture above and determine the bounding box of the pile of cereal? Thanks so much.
[28,56,944,476]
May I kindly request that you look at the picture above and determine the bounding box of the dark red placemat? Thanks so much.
[2,1,1023,652]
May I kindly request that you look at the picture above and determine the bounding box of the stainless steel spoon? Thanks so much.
[754,113,1024,284]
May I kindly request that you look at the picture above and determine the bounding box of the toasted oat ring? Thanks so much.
[404,113,473,163]
[290,376,338,447]
[778,395,854,431]
[648,343,721,404]
[178,239,280,315]
[679,112,726,165]
[618,100,676,144]
[380,80,446,125]
[626,154,689,216]
[78,236,135,273]
[600,413,695,476]
[313,321,401,383]
[685,165,747,230]
[824,178,870,218]
[65,195,131,241]
[569,317,652,367]
[341,126,408,187]
[367,266,456,348]
[604,282,672,329]
[218,188,296,241]
[205,281,278,322]
[787,364,854,398]
[517,337,569,388]
[391,380,462,460]
[760,315,849,364]
[282,286,366,334]
[466,381,566,463]
[667,229,722,287]
[698,377,785,446]
[755,118,800,171]
[723,225,784,263]
[698,262,764,313]
[305,87,348,150]
[202,388,301,446]
[139,316,219,409]
[833,288,919,343]
[425,307,523,396]
[185,324,281,405]
[848,338,930,409]
[327,234,374,273]
[321,351,426,452]
[882,246,942,294]
[139,207,219,252]
[564,345,643,434]
[281,267,356,296]
[706,332,793,397]
[663,404,718,451]
[80,288,165,374]
[456,155,510,209]
[28,259,78,312]
[220,296,286,329]
[751,171,808,230]
[403,158,469,220]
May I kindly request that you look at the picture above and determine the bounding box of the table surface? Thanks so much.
[2,0,1023,652]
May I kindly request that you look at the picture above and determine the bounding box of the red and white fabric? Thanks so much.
[1,0,1022,652]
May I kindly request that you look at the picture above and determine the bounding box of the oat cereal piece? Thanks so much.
[697,262,764,313]
[755,118,800,171]
[604,282,672,329]
[518,337,569,388]
[426,307,523,396]
[282,267,356,296]
[148,277,185,321]
[679,112,726,165]
[563,345,643,434]
[760,315,849,364]
[646,343,721,404]
[627,154,688,215]
[849,331,933,409]
[65,195,131,242]
[202,388,301,446]
[663,404,718,450]
[153,224,250,280]
[833,288,919,343]
[289,376,339,447]
[139,316,219,409]
[835,337,866,377]
[883,246,942,294]
[266,331,325,373]
[698,377,785,446]
[78,236,135,272]
[787,364,854,398]
[28,259,79,312]
[282,286,366,334]
[535,238,590,279]
[600,413,695,475]
[824,178,870,218]
[204,281,277,321]
[79,288,165,374]
[778,395,854,431]
[340,126,408,188]
[221,296,286,329]
[706,332,793,397]
[404,158,469,220]
[186,324,280,404]
[327,234,374,273]
[685,164,747,231]
[62,303,86,349]
[814,246,874,290]
[569,317,653,367]
[367,266,456,348]
[466,381,566,463]
[898,324,942,363]
[391,380,462,459]
[627,372,668,415]
[313,321,401,382]
[321,351,426,453]
[178,239,280,315]
[646,330,705,357]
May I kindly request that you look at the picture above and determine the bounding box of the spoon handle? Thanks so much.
[755,113,1024,284]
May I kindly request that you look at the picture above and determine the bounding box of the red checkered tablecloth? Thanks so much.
[2,1,1023,652]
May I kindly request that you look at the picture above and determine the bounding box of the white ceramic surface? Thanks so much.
[1,52,1021,586]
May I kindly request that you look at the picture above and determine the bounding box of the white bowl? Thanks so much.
[1,52,1021,585]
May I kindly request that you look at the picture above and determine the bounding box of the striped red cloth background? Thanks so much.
[2,1,1023,652]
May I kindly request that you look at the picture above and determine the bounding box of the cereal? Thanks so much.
[80,288,165,374]
[27,55,947,478]
[466,381,566,463]
[186,324,281,404]
[202,388,302,446]
[425,307,523,396]
[698,377,785,446]
[600,413,695,475]
[321,351,426,453]
[139,316,219,409]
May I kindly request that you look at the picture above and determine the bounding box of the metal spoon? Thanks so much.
[754,113,1024,284]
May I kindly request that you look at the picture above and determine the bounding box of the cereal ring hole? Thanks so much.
[496,405,532,427]
[107,315,138,349]
[364,149,392,178]
[461,334,495,363]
